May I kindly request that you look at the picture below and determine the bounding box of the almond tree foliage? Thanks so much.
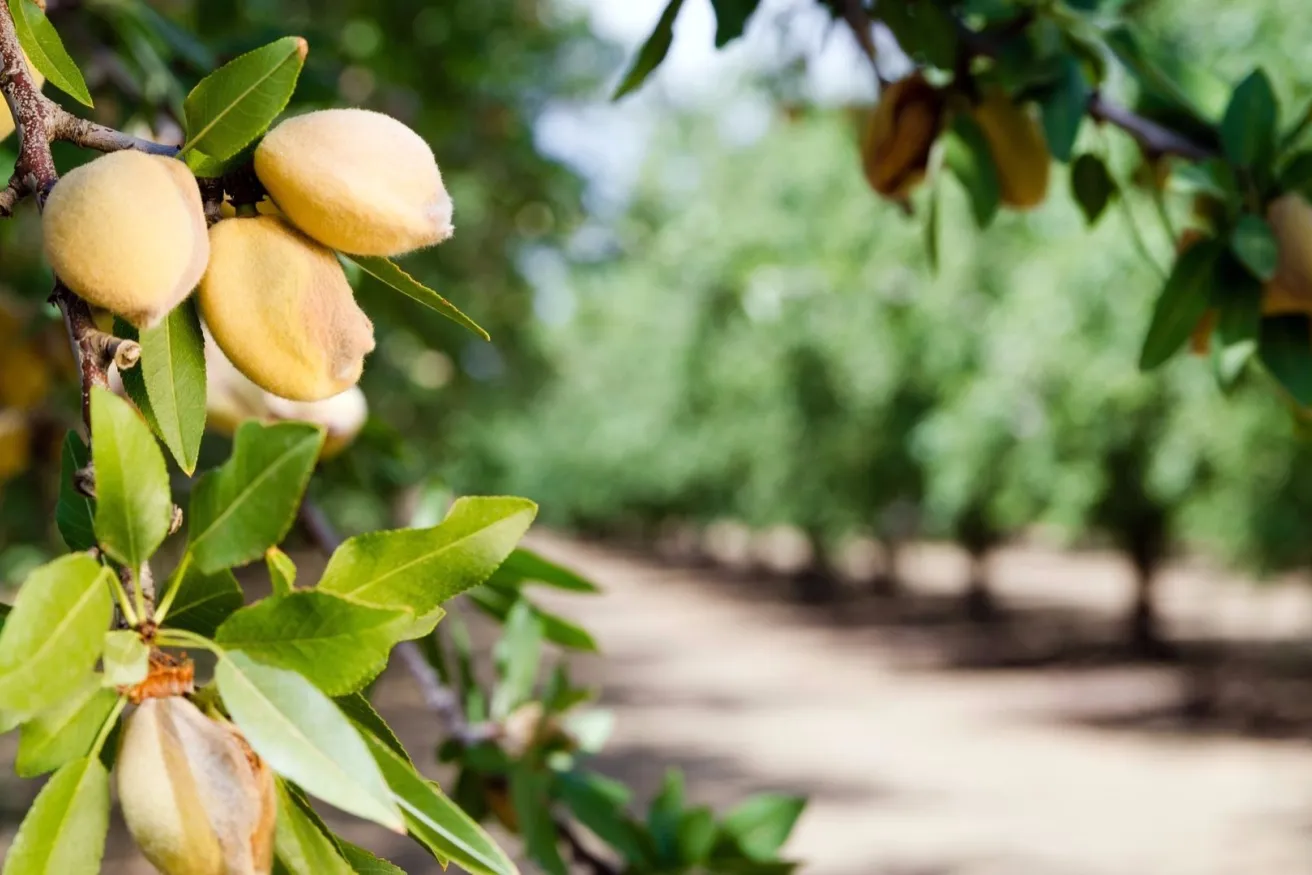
[0,3,803,874]
[478,0,1312,651]
[463,107,1312,653]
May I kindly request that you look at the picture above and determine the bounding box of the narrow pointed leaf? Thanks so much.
[7,0,92,106]
[188,421,323,573]
[266,546,297,594]
[181,36,307,162]
[340,841,405,875]
[216,652,403,830]
[159,564,243,637]
[489,548,600,593]
[16,676,118,778]
[362,733,518,875]
[335,692,412,765]
[1139,239,1223,370]
[275,780,354,875]
[217,591,412,696]
[56,431,95,552]
[343,255,489,340]
[612,0,685,100]
[720,794,806,861]
[0,757,110,875]
[91,387,173,569]
[709,0,758,47]
[1220,69,1278,169]
[319,496,536,615]
[136,301,207,474]
[0,556,112,729]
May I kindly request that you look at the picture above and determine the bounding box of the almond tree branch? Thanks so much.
[45,105,180,156]
[0,4,110,431]
[1087,90,1214,161]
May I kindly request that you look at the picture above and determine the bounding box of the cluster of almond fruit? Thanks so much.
[43,107,454,455]
[860,72,1050,210]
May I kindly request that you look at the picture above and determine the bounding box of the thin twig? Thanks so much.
[556,818,622,875]
[46,105,179,156]
[1088,91,1214,161]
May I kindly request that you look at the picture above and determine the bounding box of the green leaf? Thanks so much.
[612,0,686,100]
[489,548,600,593]
[0,555,112,729]
[678,806,717,864]
[342,255,489,341]
[339,841,405,875]
[318,496,537,616]
[215,651,403,830]
[1172,158,1237,200]
[113,318,158,432]
[180,35,307,162]
[1139,238,1224,370]
[16,676,118,778]
[1259,315,1312,407]
[90,387,173,569]
[924,176,940,274]
[1278,151,1312,196]
[1212,254,1262,387]
[1230,213,1279,281]
[188,420,323,573]
[719,794,806,861]
[275,780,354,875]
[1039,57,1089,163]
[709,0,758,47]
[1220,68,1278,169]
[0,757,109,875]
[557,771,649,865]
[266,546,297,595]
[875,0,957,69]
[943,115,1001,229]
[101,630,148,688]
[468,586,599,652]
[510,766,568,875]
[361,732,519,875]
[492,601,543,720]
[56,431,95,552]
[159,564,243,638]
[217,591,411,696]
[335,692,412,765]
[1071,153,1115,225]
[6,0,92,106]
[135,301,207,475]
[1104,27,1212,126]
[648,770,685,865]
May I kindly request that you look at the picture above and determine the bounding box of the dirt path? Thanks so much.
[4,536,1312,873]
[525,535,1312,875]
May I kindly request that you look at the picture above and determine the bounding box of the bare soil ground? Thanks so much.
[4,535,1312,874]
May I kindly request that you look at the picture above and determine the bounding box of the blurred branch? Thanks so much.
[1088,91,1214,161]
[557,817,621,875]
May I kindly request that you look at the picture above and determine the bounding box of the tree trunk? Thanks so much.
[870,536,901,597]
[792,531,840,604]
[963,547,998,623]
[1128,554,1175,661]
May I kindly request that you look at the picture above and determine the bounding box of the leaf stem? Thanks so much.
[130,565,146,626]
[152,550,193,626]
[155,627,223,656]
[104,566,138,628]
[90,695,128,759]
